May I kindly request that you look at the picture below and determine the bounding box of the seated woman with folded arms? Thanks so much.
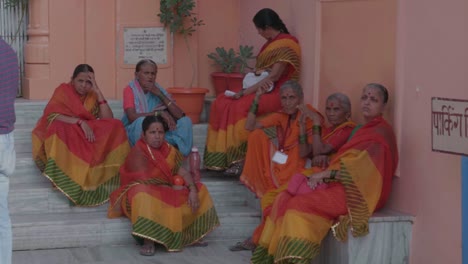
[250,83,398,263]
[122,59,193,156]
[32,64,130,206]
[108,116,219,256]
[298,92,356,169]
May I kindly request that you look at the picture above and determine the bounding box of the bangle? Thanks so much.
[249,99,259,114]
[167,101,173,107]
[154,111,160,117]
[312,125,322,135]
[298,134,307,144]
[330,170,337,180]
[76,119,83,126]
[187,183,197,191]
[98,100,107,105]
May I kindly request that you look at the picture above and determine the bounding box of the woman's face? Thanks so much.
[325,98,349,127]
[280,87,301,115]
[360,87,386,121]
[71,72,92,96]
[143,122,165,149]
[256,27,269,40]
[135,63,157,92]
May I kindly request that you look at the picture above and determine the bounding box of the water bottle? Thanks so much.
[189,147,201,183]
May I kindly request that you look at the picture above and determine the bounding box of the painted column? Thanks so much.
[22,0,49,99]
[463,156,468,264]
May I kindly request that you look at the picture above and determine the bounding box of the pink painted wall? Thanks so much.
[24,0,117,99]
[388,0,467,263]
[318,0,396,124]
[24,0,243,99]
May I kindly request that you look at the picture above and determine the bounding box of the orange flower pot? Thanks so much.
[167,87,209,124]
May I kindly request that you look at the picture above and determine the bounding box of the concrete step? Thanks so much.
[13,123,208,154]
[14,100,124,126]
[12,205,261,250]
[9,178,252,215]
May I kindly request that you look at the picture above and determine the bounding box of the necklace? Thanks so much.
[146,144,155,161]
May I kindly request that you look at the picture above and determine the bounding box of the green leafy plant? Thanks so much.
[207,45,255,74]
[158,0,204,88]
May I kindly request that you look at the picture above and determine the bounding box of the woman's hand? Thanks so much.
[297,104,321,124]
[149,84,163,97]
[233,91,244,100]
[307,170,328,189]
[160,111,177,130]
[80,121,95,142]
[311,155,330,169]
[152,105,167,112]
[87,72,100,93]
[188,189,200,213]
[256,81,273,97]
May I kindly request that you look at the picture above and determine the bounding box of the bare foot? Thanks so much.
[139,239,155,256]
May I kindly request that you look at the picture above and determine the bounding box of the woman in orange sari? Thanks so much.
[31,64,130,206]
[108,116,219,256]
[239,80,323,199]
[251,83,398,263]
[231,92,355,251]
[204,8,301,173]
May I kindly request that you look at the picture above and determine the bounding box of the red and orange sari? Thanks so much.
[239,105,323,200]
[251,116,398,263]
[108,139,219,251]
[31,83,130,206]
[203,33,301,170]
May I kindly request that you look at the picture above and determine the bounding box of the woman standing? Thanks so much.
[32,64,130,206]
[251,83,398,263]
[204,8,301,173]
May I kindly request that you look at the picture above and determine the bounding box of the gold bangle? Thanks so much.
[167,101,173,107]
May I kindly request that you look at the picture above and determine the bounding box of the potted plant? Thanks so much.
[158,0,208,124]
[207,45,255,96]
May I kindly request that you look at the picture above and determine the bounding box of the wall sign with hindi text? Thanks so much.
[123,27,168,65]
[432,97,468,156]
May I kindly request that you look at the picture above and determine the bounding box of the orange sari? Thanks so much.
[203,33,301,170]
[251,116,398,263]
[108,139,219,251]
[31,83,130,206]
[239,105,323,199]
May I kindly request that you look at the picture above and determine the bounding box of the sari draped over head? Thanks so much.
[251,116,398,263]
[31,83,130,206]
[203,33,301,170]
[122,79,193,155]
[108,138,220,251]
[240,104,323,200]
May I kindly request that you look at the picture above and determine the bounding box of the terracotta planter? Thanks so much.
[210,72,229,96]
[167,87,209,124]
[210,72,244,96]
[226,73,244,93]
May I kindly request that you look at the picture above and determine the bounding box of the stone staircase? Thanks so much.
[10,99,261,251]
[11,99,414,264]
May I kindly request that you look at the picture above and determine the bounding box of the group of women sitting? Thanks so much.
[31,61,218,256]
[202,7,398,264]
[30,7,398,263]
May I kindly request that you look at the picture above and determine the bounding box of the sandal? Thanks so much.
[229,237,256,251]
[191,239,208,247]
[224,161,244,176]
[139,240,156,256]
